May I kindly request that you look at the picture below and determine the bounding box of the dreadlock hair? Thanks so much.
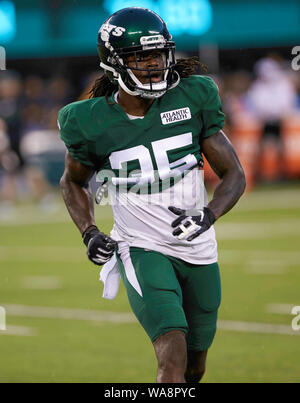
[89,56,207,99]
[174,56,207,78]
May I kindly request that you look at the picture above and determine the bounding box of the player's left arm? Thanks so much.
[201,130,246,220]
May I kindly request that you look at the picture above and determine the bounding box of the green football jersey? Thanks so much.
[58,75,225,264]
[58,75,225,185]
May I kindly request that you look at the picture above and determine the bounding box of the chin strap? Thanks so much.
[119,70,180,99]
[118,74,139,96]
[100,62,181,99]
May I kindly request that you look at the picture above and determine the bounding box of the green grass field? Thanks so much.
[0,184,300,383]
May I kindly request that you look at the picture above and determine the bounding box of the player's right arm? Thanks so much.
[60,151,96,235]
[60,151,116,265]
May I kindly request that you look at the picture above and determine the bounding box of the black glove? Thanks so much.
[83,226,116,266]
[168,206,216,242]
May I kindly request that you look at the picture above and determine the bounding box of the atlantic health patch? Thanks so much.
[160,107,191,125]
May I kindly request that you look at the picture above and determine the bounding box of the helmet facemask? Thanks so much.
[100,35,180,99]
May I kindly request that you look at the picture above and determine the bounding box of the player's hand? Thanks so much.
[168,206,216,241]
[83,227,116,266]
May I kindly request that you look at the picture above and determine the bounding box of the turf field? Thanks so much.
[0,184,299,383]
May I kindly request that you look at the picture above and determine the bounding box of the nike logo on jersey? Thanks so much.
[160,107,191,125]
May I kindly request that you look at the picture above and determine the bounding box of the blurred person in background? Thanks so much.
[20,103,66,207]
[222,71,252,125]
[246,56,298,181]
[46,76,72,108]
[19,75,66,206]
[23,75,47,105]
[290,69,300,109]
[0,71,23,154]
[0,72,67,205]
[21,75,48,134]
[0,73,23,203]
[77,71,104,101]
[0,118,20,204]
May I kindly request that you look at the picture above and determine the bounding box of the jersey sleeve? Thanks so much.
[199,76,225,139]
[58,104,96,168]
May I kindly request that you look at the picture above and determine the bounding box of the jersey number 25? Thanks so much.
[109,133,197,185]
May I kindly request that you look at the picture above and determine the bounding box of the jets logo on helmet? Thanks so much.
[97,7,180,99]
[99,23,126,42]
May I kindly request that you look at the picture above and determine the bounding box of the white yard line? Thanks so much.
[1,246,298,265]
[217,249,299,274]
[0,325,37,336]
[0,216,70,226]
[244,261,288,275]
[215,219,300,240]
[0,188,299,226]
[2,304,300,337]
[234,188,300,211]
[2,304,136,324]
[1,246,298,267]
[219,250,300,271]
[266,303,296,315]
[21,276,63,290]
[0,204,113,226]
[220,249,300,261]
[0,246,85,263]
[218,320,299,336]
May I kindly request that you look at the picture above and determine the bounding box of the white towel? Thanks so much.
[99,253,121,300]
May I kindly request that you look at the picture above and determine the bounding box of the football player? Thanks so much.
[59,7,246,383]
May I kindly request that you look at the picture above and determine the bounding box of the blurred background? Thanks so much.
[0,0,299,383]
